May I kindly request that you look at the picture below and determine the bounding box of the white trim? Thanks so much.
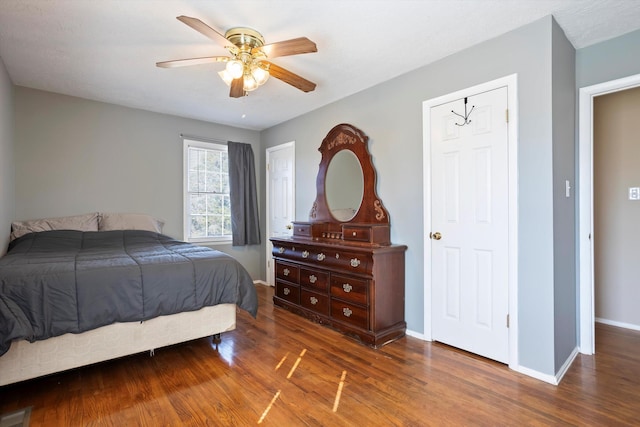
[595,317,640,332]
[578,73,640,355]
[253,279,271,287]
[511,346,578,386]
[265,142,295,287]
[554,347,579,384]
[511,365,559,385]
[422,74,519,369]
[405,329,427,341]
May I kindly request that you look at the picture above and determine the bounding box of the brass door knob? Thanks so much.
[430,232,442,240]
[286,224,292,230]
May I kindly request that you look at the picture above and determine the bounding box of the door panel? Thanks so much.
[267,143,295,286]
[431,87,509,363]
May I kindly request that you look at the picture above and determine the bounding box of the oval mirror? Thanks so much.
[325,150,364,221]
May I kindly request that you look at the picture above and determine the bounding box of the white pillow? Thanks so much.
[98,213,164,233]
[10,213,100,241]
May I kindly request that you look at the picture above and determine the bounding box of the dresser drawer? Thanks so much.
[341,224,391,245]
[300,268,329,292]
[331,300,368,330]
[292,222,312,237]
[301,289,330,316]
[276,261,299,283]
[329,250,369,274]
[276,281,300,304]
[342,226,371,242]
[330,274,368,305]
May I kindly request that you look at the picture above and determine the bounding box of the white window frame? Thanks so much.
[183,139,232,244]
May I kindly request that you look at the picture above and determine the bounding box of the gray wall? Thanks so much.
[262,16,573,376]
[593,86,640,327]
[14,87,263,278]
[577,28,640,88]
[0,56,14,255]
[551,20,577,371]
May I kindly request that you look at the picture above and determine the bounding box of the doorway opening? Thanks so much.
[578,73,640,355]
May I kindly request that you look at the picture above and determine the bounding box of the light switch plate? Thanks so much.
[629,187,640,200]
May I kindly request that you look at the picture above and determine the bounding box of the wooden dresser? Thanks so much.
[271,235,406,347]
[270,124,407,348]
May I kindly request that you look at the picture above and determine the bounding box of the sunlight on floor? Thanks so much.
[256,347,349,423]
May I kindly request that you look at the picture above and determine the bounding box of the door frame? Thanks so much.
[578,73,640,355]
[265,141,295,286]
[422,74,519,368]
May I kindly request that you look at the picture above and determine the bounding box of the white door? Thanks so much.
[266,142,295,286]
[430,87,509,363]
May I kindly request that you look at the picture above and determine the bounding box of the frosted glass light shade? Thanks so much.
[243,74,258,91]
[251,66,270,85]
[225,60,244,79]
[218,70,233,86]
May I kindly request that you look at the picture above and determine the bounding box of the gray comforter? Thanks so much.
[0,230,258,356]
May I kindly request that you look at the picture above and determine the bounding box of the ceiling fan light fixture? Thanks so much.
[218,69,234,86]
[225,59,244,79]
[243,74,259,92]
[159,17,317,97]
[251,64,270,85]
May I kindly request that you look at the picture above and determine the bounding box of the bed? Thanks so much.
[0,213,258,386]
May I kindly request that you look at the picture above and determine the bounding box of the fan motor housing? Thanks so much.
[225,27,265,50]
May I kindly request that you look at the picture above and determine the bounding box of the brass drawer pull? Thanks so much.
[278,247,285,254]
[302,250,309,258]
[342,283,352,293]
[352,231,357,236]
[350,258,361,268]
[317,253,325,261]
[342,307,353,317]
[283,268,290,277]
[310,296,318,305]
[309,274,317,284]
[283,287,290,296]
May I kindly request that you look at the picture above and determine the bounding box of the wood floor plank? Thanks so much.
[1,284,639,425]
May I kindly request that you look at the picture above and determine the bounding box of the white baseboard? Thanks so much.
[405,329,428,341]
[554,346,579,384]
[511,365,559,385]
[511,346,578,386]
[254,280,271,287]
[595,317,640,331]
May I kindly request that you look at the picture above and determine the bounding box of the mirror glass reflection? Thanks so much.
[325,150,364,221]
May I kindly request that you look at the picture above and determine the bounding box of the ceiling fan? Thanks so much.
[156,16,317,98]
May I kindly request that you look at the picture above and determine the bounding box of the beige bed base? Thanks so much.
[0,303,237,386]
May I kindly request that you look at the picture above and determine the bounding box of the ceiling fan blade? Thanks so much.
[266,62,316,92]
[254,37,317,58]
[176,15,229,45]
[230,78,245,98]
[156,56,229,68]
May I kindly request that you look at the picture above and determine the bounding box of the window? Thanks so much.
[183,139,232,243]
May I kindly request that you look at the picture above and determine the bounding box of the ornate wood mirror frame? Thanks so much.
[293,123,392,245]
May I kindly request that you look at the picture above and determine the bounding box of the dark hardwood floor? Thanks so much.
[1,284,638,426]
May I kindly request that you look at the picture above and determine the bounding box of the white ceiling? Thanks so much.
[1,0,639,131]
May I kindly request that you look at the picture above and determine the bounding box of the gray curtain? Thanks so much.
[227,141,261,246]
